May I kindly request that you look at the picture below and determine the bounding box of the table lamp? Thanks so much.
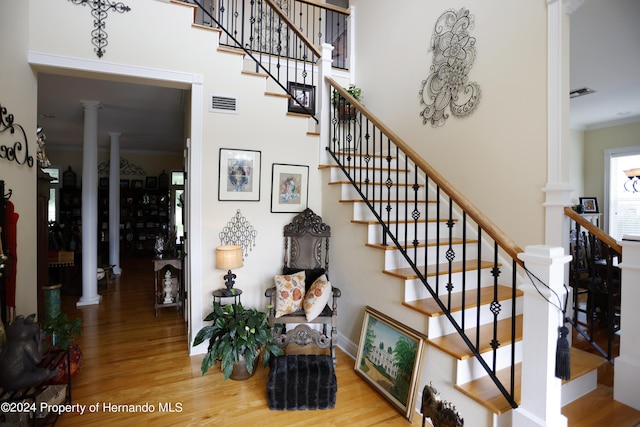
[216,245,243,296]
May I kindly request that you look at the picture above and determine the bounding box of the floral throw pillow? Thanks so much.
[303,274,332,322]
[274,271,306,318]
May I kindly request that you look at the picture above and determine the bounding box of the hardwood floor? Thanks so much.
[55,257,640,426]
[58,256,425,426]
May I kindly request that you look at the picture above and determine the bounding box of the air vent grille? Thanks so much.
[570,87,596,99]
[209,94,238,114]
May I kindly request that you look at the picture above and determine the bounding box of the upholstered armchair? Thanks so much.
[265,208,341,365]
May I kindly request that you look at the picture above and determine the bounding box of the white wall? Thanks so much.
[26,0,326,350]
[349,0,548,248]
[0,0,39,317]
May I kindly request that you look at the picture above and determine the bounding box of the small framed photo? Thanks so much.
[287,82,316,115]
[270,163,309,213]
[120,179,130,189]
[218,148,261,201]
[355,306,426,422]
[579,197,599,213]
[99,177,109,189]
[132,179,143,189]
[145,176,158,189]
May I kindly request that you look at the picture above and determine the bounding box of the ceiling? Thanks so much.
[569,0,640,130]
[37,73,187,154]
[36,0,640,153]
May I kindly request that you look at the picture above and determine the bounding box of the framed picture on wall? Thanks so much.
[579,197,599,214]
[287,82,316,115]
[132,179,143,189]
[270,163,309,213]
[355,306,426,422]
[218,148,262,201]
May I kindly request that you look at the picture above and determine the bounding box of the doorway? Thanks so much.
[605,146,640,240]
[32,56,202,350]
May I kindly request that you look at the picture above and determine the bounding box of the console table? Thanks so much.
[152,257,182,317]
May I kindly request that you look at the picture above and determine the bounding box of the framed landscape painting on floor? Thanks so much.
[355,306,426,422]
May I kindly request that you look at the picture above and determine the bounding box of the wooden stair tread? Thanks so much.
[428,315,523,360]
[241,70,268,78]
[562,384,640,425]
[217,45,245,56]
[455,361,521,415]
[567,347,608,382]
[402,281,518,317]
[455,348,607,415]
[265,91,290,98]
[385,259,496,281]
[366,237,477,251]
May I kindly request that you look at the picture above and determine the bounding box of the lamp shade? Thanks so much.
[216,245,243,270]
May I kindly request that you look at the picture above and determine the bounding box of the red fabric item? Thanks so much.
[4,200,18,309]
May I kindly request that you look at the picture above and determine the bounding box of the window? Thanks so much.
[606,147,640,240]
[42,166,61,223]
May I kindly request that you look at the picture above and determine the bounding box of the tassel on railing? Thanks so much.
[555,324,571,380]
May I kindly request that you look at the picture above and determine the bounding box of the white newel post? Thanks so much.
[513,245,571,427]
[318,42,333,166]
[614,235,640,410]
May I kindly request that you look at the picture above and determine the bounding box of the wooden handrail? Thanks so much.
[326,76,524,265]
[265,0,322,59]
[564,207,622,254]
[293,0,350,15]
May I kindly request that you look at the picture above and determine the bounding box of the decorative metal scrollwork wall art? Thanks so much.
[219,209,257,258]
[98,157,146,176]
[419,8,481,127]
[0,103,34,168]
[69,0,132,58]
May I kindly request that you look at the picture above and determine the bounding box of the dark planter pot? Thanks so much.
[229,355,260,381]
[338,103,356,121]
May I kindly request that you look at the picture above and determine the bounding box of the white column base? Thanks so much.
[513,407,567,427]
[76,294,102,307]
[614,355,640,410]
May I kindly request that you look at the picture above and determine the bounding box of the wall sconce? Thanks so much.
[216,245,243,296]
[623,168,640,193]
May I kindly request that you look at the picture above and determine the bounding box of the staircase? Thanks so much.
[174,1,609,424]
[324,145,606,423]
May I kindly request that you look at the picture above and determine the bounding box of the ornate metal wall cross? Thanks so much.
[69,0,132,58]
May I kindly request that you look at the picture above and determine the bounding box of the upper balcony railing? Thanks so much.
[183,0,350,70]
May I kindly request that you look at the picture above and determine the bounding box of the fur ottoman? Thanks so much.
[267,354,336,410]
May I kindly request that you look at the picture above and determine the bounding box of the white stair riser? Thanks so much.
[456,341,524,384]
[403,270,497,301]
[426,297,523,338]
[383,243,480,270]
[329,165,417,184]
[339,182,427,201]
[365,220,456,244]
[351,201,434,222]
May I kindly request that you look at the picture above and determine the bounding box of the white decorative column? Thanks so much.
[614,235,640,410]
[543,0,573,249]
[77,100,102,307]
[108,132,122,275]
[513,245,571,427]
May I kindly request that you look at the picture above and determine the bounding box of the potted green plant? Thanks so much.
[193,302,283,380]
[41,313,83,384]
[331,84,362,120]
